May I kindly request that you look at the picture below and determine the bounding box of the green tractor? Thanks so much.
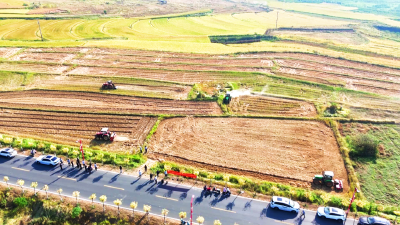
[313,171,334,187]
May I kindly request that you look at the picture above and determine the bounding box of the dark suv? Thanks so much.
[358,216,390,225]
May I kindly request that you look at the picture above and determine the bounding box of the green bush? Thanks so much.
[13,197,28,208]
[350,202,357,212]
[350,134,378,158]
[171,166,180,172]
[329,196,342,208]
[198,171,208,178]
[71,206,82,219]
[229,176,239,184]
[214,174,223,181]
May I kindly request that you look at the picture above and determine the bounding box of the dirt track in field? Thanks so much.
[228,95,317,117]
[0,90,222,115]
[149,117,348,189]
[0,109,156,152]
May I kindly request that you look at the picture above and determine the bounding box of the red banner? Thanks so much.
[167,170,197,179]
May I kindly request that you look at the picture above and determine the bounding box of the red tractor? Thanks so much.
[102,80,117,90]
[95,128,116,141]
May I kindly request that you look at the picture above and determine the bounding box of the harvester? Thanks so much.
[313,171,343,191]
[95,128,116,141]
[102,80,117,90]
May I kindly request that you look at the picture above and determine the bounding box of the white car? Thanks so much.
[317,207,346,221]
[36,155,60,166]
[0,147,17,158]
[270,196,300,213]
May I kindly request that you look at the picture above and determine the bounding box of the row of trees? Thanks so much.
[3,176,228,225]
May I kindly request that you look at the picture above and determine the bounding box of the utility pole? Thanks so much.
[275,11,279,29]
[37,20,43,41]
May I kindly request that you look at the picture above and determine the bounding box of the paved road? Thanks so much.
[0,155,358,225]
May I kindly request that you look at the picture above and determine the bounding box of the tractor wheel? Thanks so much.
[104,136,110,141]
[326,181,334,187]
[313,179,321,185]
[95,136,100,140]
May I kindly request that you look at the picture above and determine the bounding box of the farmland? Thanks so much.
[0,0,399,212]
[0,109,157,152]
[149,117,348,189]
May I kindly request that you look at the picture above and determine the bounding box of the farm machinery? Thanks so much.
[95,128,116,141]
[313,171,343,191]
[101,80,117,90]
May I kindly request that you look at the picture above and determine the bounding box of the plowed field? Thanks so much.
[0,109,157,151]
[228,95,316,117]
[0,90,222,115]
[149,117,348,189]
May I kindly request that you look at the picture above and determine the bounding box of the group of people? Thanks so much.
[139,146,148,154]
[136,165,168,184]
[61,157,97,174]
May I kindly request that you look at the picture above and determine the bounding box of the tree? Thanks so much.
[130,201,138,217]
[194,170,199,183]
[100,195,107,213]
[214,220,222,225]
[351,134,378,158]
[179,211,187,223]
[143,205,151,223]
[161,209,169,224]
[223,174,230,186]
[196,216,205,225]
[43,185,49,199]
[89,193,96,207]
[31,182,38,195]
[71,206,82,219]
[57,188,63,201]
[114,199,122,216]
[17,179,25,194]
[238,178,245,194]
[72,191,80,205]
[3,176,9,189]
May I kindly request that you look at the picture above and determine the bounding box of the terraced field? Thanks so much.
[0,109,156,151]
[228,95,317,117]
[0,90,222,115]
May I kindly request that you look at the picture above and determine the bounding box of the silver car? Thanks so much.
[36,155,60,166]
[0,147,17,158]
[270,196,300,213]
[317,207,346,221]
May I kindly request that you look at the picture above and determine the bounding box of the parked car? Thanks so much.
[269,196,300,213]
[317,207,346,221]
[358,216,391,225]
[0,147,17,158]
[36,155,60,166]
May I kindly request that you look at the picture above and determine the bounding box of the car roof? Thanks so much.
[45,155,53,159]
[329,207,344,215]
[369,217,390,224]
[273,196,290,204]
[2,148,13,152]
[101,127,109,132]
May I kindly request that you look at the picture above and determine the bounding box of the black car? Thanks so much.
[358,216,391,225]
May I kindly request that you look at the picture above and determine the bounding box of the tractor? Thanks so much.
[313,171,334,187]
[102,80,117,90]
[95,128,116,141]
[223,93,232,104]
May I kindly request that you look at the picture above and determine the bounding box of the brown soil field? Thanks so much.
[149,117,348,189]
[0,109,156,151]
[276,59,400,83]
[228,95,317,117]
[0,62,68,74]
[67,66,250,84]
[0,47,22,58]
[276,67,400,97]
[11,52,76,64]
[69,58,271,73]
[0,90,222,115]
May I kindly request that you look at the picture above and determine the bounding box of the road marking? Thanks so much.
[211,207,236,213]
[155,195,178,201]
[104,185,124,190]
[57,176,77,181]
[274,220,294,225]
[11,167,29,172]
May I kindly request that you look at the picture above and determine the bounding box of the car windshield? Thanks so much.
[51,157,58,161]
[324,207,330,214]
[289,200,294,207]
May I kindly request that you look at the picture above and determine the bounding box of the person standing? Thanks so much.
[119,165,122,174]
[156,170,160,177]
[154,175,158,184]
[164,170,168,177]
[140,146,142,153]
[144,165,147,173]
[301,209,306,220]
[139,170,142,177]
[82,159,86,169]
[94,163,97,171]
[59,159,63,170]
[76,157,80,169]
[71,160,74,168]
[150,173,153,181]
[144,146,148,154]
[67,158,71,166]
